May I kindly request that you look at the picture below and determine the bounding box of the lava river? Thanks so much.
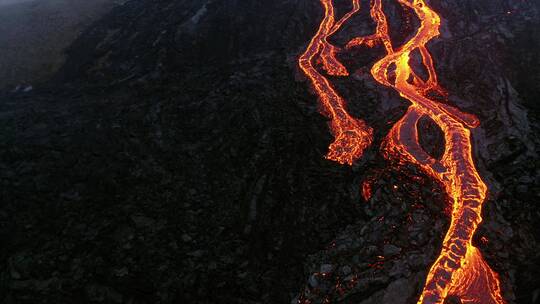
[298,0,506,303]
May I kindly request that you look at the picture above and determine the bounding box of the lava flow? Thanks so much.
[298,0,373,165]
[299,0,506,303]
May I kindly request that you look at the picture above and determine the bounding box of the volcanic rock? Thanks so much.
[0,0,539,303]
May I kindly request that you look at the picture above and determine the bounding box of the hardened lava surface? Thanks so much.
[0,0,539,303]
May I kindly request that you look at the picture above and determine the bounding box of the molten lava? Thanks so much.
[299,0,506,303]
[298,0,373,165]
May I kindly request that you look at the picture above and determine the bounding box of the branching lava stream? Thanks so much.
[299,0,506,303]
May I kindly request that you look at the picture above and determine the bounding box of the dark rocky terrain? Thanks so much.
[0,0,539,303]
[0,0,120,88]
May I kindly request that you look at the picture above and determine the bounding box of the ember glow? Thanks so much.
[299,0,506,303]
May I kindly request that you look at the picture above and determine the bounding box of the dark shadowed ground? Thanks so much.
[0,0,539,303]
[0,0,120,88]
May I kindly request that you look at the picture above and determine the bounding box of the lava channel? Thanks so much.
[299,0,506,303]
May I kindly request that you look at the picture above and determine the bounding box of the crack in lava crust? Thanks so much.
[299,0,506,303]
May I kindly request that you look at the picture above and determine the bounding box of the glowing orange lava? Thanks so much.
[298,0,373,165]
[299,0,506,303]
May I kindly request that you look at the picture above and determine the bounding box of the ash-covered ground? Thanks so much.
[0,0,539,303]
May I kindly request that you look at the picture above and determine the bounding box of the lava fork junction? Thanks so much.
[298,0,506,303]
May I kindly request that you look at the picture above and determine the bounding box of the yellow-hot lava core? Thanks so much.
[299,0,506,303]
